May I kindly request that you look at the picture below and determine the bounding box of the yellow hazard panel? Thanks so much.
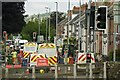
[23,52,36,58]
[48,56,57,65]
[25,42,37,46]
[23,52,30,58]
[30,54,46,62]
[39,43,55,49]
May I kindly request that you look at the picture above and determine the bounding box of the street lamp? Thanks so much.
[38,14,41,36]
[45,8,48,42]
[45,7,51,42]
[55,2,58,45]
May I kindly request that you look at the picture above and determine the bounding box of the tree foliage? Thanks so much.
[2,2,25,34]
[21,11,66,42]
[50,11,66,28]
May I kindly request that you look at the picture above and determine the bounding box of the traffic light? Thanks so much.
[33,32,36,40]
[90,6,95,29]
[86,53,91,63]
[96,6,107,30]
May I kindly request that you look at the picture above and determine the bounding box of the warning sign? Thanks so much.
[37,58,49,66]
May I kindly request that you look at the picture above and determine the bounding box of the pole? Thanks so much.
[67,0,70,47]
[94,0,97,55]
[78,0,81,52]
[55,64,58,78]
[113,24,117,61]
[55,2,58,46]
[86,0,91,79]
[103,62,107,79]
[87,0,91,53]
[46,9,48,42]
[113,2,118,61]
[38,14,40,36]
[73,63,77,78]
[48,8,51,42]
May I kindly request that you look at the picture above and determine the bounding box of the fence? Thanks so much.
[1,62,120,79]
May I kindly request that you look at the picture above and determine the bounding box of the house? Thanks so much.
[57,1,120,56]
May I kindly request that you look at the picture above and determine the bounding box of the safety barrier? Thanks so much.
[1,62,120,79]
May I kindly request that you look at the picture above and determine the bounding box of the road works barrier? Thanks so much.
[1,62,120,79]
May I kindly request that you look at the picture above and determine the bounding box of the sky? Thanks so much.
[24,0,115,15]
[24,0,89,15]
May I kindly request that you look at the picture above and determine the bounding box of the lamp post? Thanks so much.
[55,2,58,45]
[45,7,51,42]
[45,9,48,42]
[67,0,70,46]
[38,14,41,36]
[78,0,81,52]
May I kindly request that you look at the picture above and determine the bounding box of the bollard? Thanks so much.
[5,68,8,79]
[104,62,107,80]
[32,67,35,79]
[73,64,77,78]
[55,64,58,79]
[89,63,93,79]
[86,63,89,78]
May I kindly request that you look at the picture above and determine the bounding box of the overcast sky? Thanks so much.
[24,0,115,15]
[24,0,89,15]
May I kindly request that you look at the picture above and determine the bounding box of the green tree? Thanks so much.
[21,12,65,42]
[50,11,66,29]
[2,2,26,34]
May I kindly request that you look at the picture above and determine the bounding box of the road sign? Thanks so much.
[37,58,49,66]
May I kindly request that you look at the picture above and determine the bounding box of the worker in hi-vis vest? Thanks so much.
[11,48,17,64]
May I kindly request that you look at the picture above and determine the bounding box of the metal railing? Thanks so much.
[1,62,120,79]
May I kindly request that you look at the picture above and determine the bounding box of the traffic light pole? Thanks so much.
[87,0,91,54]
[86,0,92,79]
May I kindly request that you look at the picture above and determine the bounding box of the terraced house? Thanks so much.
[57,1,120,58]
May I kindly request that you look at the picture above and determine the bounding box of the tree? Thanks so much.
[21,12,66,42]
[50,11,66,29]
[2,2,25,34]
